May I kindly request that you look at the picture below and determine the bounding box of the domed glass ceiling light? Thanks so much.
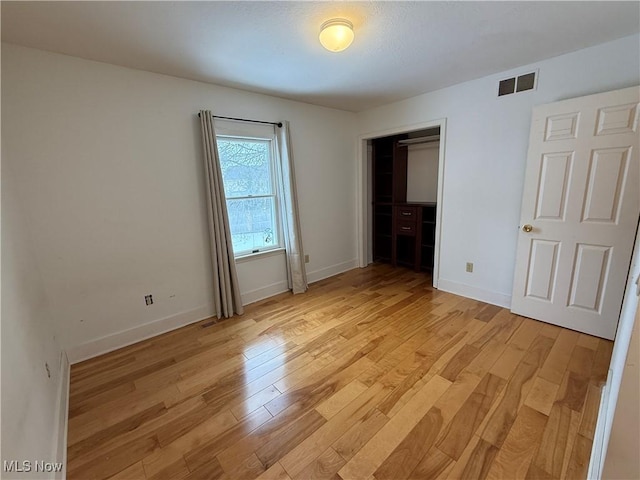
[319,19,354,52]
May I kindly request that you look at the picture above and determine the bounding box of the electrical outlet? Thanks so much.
[304,254,310,264]
[145,294,153,306]
[466,262,474,273]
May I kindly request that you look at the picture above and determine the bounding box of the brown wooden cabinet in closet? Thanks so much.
[372,136,437,273]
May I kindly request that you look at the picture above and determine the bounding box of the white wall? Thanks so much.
[1,162,66,478]
[358,34,640,306]
[1,44,358,360]
[407,143,439,203]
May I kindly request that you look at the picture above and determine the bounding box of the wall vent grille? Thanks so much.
[498,71,537,97]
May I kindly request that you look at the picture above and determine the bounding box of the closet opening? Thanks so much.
[357,120,445,288]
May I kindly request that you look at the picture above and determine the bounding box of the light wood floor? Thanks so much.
[67,264,612,480]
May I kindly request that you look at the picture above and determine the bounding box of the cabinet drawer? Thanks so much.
[396,220,416,235]
[396,206,418,220]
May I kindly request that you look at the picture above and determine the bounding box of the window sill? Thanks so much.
[235,248,286,264]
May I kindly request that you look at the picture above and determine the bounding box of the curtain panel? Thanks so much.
[199,110,244,317]
[275,121,308,294]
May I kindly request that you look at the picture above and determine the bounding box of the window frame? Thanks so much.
[214,121,283,258]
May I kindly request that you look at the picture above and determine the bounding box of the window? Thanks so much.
[216,123,281,257]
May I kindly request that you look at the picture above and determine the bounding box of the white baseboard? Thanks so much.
[588,376,611,480]
[307,259,358,284]
[54,350,70,480]
[437,278,512,309]
[241,281,289,306]
[65,305,214,364]
[240,259,359,305]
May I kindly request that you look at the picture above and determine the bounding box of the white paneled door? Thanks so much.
[511,86,639,340]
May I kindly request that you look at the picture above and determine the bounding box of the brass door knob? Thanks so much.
[522,224,533,233]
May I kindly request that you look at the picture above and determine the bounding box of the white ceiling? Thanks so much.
[2,1,639,112]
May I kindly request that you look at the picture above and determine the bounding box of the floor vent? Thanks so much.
[498,71,537,97]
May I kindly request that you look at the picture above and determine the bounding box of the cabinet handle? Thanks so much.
[401,212,412,216]
[401,226,411,231]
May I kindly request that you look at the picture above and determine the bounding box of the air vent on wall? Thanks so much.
[498,71,537,97]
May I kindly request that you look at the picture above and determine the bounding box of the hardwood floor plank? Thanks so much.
[567,345,595,376]
[475,304,503,322]
[446,435,499,480]
[67,384,180,446]
[490,344,527,381]
[69,382,136,419]
[507,318,544,351]
[183,407,273,472]
[256,462,293,480]
[316,379,368,420]
[578,383,601,440]
[68,435,159,480]
[292,447,345,480]
[183,457,225,480]
[480,335,554,449]
[141,408,238,478]
[590,339,614,386]
[407,447,454,480]
[439,344,481,382]
[280,382,392,477]
[539,323,562,339]
[373,406,443,480]
[524,377,560,416]
[576,334,600,351]
[485,405,548,480]
[468,311,522,350]
[463,340,507,378]
[332,408,388,461]
[565,434,592,480]
[254,410,327,470]
[146,457,190,480]
[106,461,146,480]
[538,329,580,385]
[215,407,325,473]
[376,331,468,416]
[437,373,506,460]
[532,403,581,478]
[67,402,166,460]
[337,375,450,480]
[220,453,266,479]
[68,395,205,472]
[232,385,282,421]
[460,438,500,480]
[526,462,554,480]
[555,371,590,413]
[432,370,483,427]
[266,356,374,417]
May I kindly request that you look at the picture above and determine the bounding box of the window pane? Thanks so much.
[217,138,273,197]
[226,197,278,253]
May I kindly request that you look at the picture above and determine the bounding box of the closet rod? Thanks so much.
[397,135,440,146]
[197,112,282,128]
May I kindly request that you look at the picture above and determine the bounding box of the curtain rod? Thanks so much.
[198,112,282,128]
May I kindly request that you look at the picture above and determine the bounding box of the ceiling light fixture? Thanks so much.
[319,18,354,52]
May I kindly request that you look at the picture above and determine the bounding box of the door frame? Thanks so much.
[356,118,447,287]
[589,222,640,478]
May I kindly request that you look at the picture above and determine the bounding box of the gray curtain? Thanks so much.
[199,110,244,317]
[275,121,308,294]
